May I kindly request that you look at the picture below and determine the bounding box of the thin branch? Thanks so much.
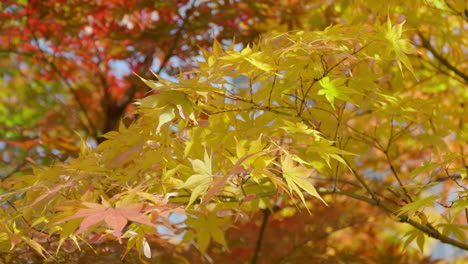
[384,151,414,203]
[390,122,415,144]
[190,241,214,264]
[211,106,294,115]
[332,103,346,190]
[6,200,50,236]
[298,43,370,114]
[251,209,270,264]
[308,176,360,188]
[457,112,468,223]
[298,78,316,114]
[156,1,197,75]
[417,32,468,82]
[343,158,378,200]
[2,161,27,180]
[212,91,296,118]
[317,188,468,251]
[442,0,468,22]
[268,72,278,108]
[173,184,467,251]
[409,54,464,83]
[108,0,198,131]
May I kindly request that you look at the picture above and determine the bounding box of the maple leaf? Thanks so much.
[60,202,153,238]
[185,212,229,253]
[381,18,417,75]
[182,150,213,206]
[202,150,262,205]
[396,195,439,217]
[29,173,88,207]
[282,154,327,206]
[318,77,360,109]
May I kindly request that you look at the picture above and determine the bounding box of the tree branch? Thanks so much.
[384,151,414,203]
[317,188,468,251]
[298,43,370,114]
[343,157,378,200]
[99,1,199,136]
[29,33,99,137]
[171,184,468,251]
[251,209,270,264]
[156,0,197,75]
[417,32,468,82]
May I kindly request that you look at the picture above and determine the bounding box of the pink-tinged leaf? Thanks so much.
[29,174,87,207]
[170,207,185,215]
[216,210,235,217]
[203,151,266,205]
[116,204,154,226]
[243,194,256,203]
[81,202,107,210]
[58,202,107,223]
[6,232,22,247]
[75,211,108,235]
[104,209,128,237]
[126,214,154,227]
[110,141,143,168]
[115,205,142,216]
[176,104,187,119]
[202,175,229,206]
[88,233,106,243]
[230,150,265,175]
[198,119,210,127]
[151,210,171,228]
[59,208,103,222]
[29,182,74,207]
[61,203,156,238]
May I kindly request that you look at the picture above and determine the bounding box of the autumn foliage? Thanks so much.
[1,0,467,263]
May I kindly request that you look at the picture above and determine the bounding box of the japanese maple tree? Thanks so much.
[0,0,278,177]
[1,0,467,263]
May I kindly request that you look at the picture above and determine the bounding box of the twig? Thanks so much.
[156,0,197,75]
[172,187,468,251]
[2,161,27,180]
[384,151,414,203]
[342,158,378,200]
[251,209,270,264]
[268,72,278,108]
[298,43,370,114]
[317,188,468,251]
[417,32,468,82]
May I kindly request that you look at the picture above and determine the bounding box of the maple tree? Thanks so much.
[1,0,468,263]
[0,0,278,178]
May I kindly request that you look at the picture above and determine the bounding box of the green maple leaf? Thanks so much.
[318,77,359,109]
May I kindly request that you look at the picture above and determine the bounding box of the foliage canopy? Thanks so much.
[1,0,467,263]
